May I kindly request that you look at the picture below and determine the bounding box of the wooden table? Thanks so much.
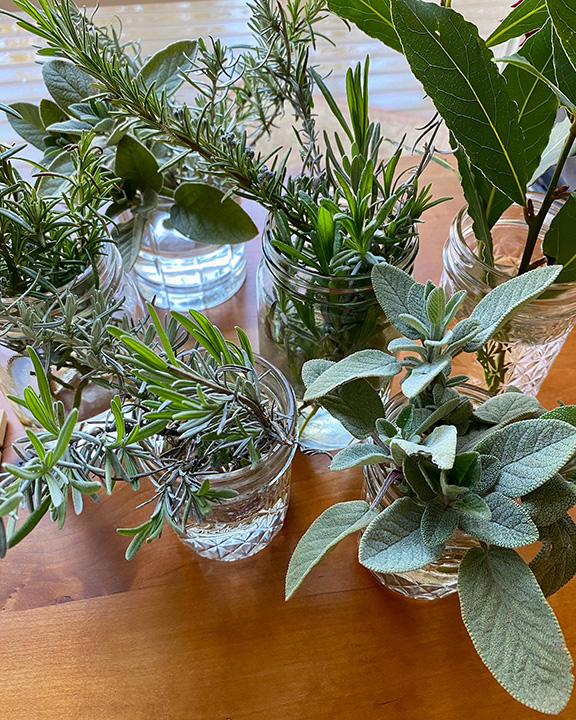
[0,164,575,720]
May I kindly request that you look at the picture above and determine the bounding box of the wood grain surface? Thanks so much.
[0,159,575,720]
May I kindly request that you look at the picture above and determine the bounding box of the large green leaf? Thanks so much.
[371,264,425,340]
[391,0,526,204]
[303,349,400,402]
[391,424,457,470]
[42,59,95,111]
[330,444,390,471]
[500,53,576,112]
[46,119,93,135]
[137,40,197,96]
[486,0,549,49]
[530,514,576,596]
[468,24,558,237]
[475,418,576,496]
[39,98,67,128]
[547,0,576,70]
[530,116,575,184]
[452,492,491,520]
[458,491,538,547]
[502,24,557,191]
[463,265,561,352]
[523,474,576,526]
[301,359,385,439]
[171,182,258,245]
[7,102,45,149]
[115,135,163,193]
[421,500,458,546]
[320,379,385,440]
[401,357,450,399]
[326,0,401,53]
[285,500,377,599]
[459,545,573,714]
[552,30,576,106]
[453,146,494,265]
[359,497,443,573]
[542,195,576,282]
[473,392,544,426]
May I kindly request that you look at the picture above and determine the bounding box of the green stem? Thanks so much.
[519,117,576,275]
[298,403,319,439]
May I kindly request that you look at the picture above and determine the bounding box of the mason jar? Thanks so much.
[140,355,297,562]
[132,204,247,311]
[441,197,576,395]
[256,219,418,449]
[0,244,144,425]
[362,385,489,600]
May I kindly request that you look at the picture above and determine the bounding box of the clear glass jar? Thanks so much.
[256,219,418,449]
[132,205,247,311]
[141,356,297,562]
[362,385,490,600]
[0,244,144,425]
[441,198,576,395]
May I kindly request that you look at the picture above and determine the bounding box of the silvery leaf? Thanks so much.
[359,497,444,573]
[459,545,573,714]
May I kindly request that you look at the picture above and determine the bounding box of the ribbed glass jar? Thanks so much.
[256,220,418,449]
[132,205,246,311]
[441,198,576,395]
[140,356,297,562]
[362,385,490,600]
[0,245,144,425]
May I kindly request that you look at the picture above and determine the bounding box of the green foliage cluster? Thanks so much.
[5,0,330,266]
[286,262,576,713]
[6,0,441,276]
[324,0,576,391]
[0,133,114,297]
[0,308,293,559]
[328,0,576,280]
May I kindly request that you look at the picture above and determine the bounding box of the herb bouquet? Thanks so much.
[324,0,576,395]
[0,134,143,423]
[286,262,576,714]
[5,0,330,309]
[0,309,297,562]
[8,0,444,446]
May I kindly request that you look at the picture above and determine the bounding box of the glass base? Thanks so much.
[179,493,289,561]
[297,404,356,451]
[373,568,459,601]
[133,211,247,311]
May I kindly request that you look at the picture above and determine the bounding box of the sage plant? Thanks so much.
[286,262,576,714]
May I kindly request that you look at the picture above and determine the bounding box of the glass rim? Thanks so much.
[262,213,419,290]
[386,383,493,413]
[144,353,298,484]
[1,242,115,307]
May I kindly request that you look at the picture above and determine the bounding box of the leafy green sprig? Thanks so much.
[329,0,576,280]
[0,133,116,297]
[270,59,444,275]
[8,0,441,277]
[285,261,576,714]
[0,309,294,559]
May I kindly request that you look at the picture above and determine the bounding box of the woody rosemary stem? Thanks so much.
[519,117,576,275]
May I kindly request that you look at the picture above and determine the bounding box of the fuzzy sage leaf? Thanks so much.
[286,501,377,600]
[458,546,573,714]
[475,418,576,497]
[359,497,444,573]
